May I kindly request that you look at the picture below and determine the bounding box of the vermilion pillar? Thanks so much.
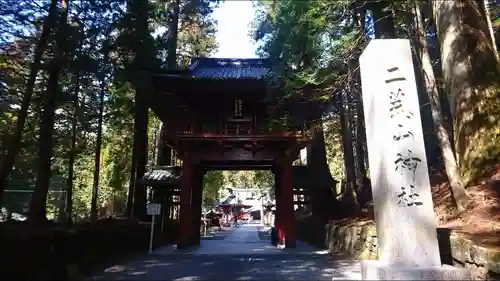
[177,158,193,249]
[273,168,285,246]
[189,167,204,246]
[281,157,296,248]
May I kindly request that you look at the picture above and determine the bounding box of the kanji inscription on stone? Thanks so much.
[359,39,441,267]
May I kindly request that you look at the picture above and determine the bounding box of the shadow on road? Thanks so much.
[85,253,361,281]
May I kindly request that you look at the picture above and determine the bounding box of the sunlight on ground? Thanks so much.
[87,225,363,280]
[104,265,126,273]
[173,276,200,281]
[314,249,330,255]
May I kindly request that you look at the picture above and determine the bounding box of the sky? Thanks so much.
[212,1,258,58]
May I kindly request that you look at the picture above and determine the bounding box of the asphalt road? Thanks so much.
[85,223,362,281]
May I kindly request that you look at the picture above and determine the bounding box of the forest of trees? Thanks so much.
[251,0,500,214]
[0,0,499,226]
[0,0,220,222]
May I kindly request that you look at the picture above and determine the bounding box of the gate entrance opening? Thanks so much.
[143,58,312,249]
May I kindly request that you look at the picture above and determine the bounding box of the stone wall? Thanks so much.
[321,221,500,280]
[324,221,378,260]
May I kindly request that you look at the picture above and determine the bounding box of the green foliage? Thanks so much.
[203,171,223,209]
[177,0,219,66]
[323,118,345,181]
[5,0,494,221]
[0,0,219,221]
[251,0,365,182]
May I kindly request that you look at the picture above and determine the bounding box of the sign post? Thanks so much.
[201,218,205,237]
[260,196,265,226]
[147,203,161,254]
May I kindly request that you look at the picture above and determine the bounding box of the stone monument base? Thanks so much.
[361,260,471,280]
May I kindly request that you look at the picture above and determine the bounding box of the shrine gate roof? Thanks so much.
[186,58,271,80]
[140,166,180,186]
[149,57,276,117]
[157,57,272,81]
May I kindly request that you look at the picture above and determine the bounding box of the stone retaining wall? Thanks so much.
[322,221,500,280]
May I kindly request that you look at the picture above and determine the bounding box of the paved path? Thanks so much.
[86,223,362,280]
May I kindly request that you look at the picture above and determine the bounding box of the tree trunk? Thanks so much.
[0,0,58,205]
[306,118,339,218]
[127,0,154,220]
[156,124,172,165]
[154,0,181,167]
[90,43,109,221]
[126,103,148,220]
[168,0,180,70]
[125,147,137,217]
[353,74,369,204]
[132,100,148,219]
[307,122,330,175]
[154,123,161,164]
[63,72,81,223]
[62,13,88,223]
[28,0,70,223]
[339,92,359,209]
[345,59,368,203]
[433,0,500,184]
[414,2,473,212]
[371,0,396,38]
[355,7,367,36]
[480,0,498,59]
[355,9,371,176]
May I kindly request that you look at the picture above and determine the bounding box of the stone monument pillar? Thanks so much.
[359,39,470,280]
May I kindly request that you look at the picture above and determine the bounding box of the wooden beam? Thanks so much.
[199,148,275,162]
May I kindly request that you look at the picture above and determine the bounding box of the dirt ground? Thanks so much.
[335,164,500,249]
[432,164,500,249]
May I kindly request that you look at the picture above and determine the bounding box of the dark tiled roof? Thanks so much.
[187,58,271,80]
[140,166,181,186]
